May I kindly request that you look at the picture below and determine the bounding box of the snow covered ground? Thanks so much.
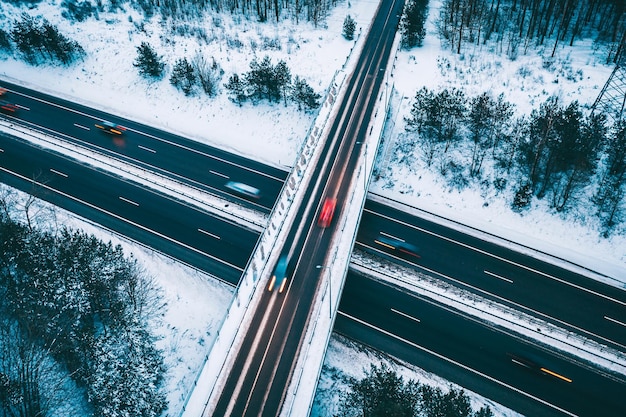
[1,0,624,416]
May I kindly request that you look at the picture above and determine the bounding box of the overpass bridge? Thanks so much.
[181,0,405,415]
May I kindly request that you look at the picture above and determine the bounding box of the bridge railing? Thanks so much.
[178,63,356,417]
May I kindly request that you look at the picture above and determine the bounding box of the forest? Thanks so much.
[438,0,625,63]
[0,190,167,417]
[398,88,626,235]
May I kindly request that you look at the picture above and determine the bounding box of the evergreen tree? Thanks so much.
[41,20,84,64]
[274,60,291,105]
[170,57,197,95]
[338,363,493,417]
[468,92,513,177]
[0,213,167,415]
[224,73,247,105]
[595,120,626,232]
[244,56,292,103]
[338,363,420,417]
[134,41,164,79]
[342,15,357,40]
[291,75,321,111]
[88,325,167,417]
[520,95,562,196]
[246,55,279,102]
[406,87,467,166]
[549,104,603,211]
[11,13,44,64]
[400,0,429,49]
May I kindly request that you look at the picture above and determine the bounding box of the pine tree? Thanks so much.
[274,60,291,105]
[134,41,164,78]
[338,363,420,417]
[406,87,467,166]
[595,120,626,232]
[170,57,197,95]
[291,75,320,111]
[224,73,247,105]
[400,0,429,49]
[342,15,357,40]
[11,13,44,64]
[246,55,276,102]
[88,326,167,417]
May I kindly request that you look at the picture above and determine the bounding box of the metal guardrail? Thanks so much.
[351,251,626,375]
[0,117,266,230]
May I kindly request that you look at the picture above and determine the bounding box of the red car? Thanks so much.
[0,100,18,113]
[317,198,337,228]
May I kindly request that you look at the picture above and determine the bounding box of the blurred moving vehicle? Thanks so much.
[507,353,572,383]
[0,87,7,96]
[268,255,289,293]
[374,233,420,258]
[225,181,261,200]
[317,197,337,228]
[0,100,18,113]
[95,120,126,135]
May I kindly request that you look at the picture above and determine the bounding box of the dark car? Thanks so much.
[95,120,126,135]
[374,234,420,258]
[507,353,572,383]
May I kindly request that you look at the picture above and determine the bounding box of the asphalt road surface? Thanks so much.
[356,199,626,352]
[336,271,626,417]
[0,132,258,283]
[0,80,286,212]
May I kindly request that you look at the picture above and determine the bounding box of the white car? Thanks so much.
[225,181,261,199]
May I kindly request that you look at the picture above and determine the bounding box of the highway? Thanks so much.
[0,80,286,212]
[357,198,626,352]
[336,271,626,417]
[1,2,626,415]
[0,132,258,283]
[209,0,407,415]
[0,128,623,416]
[2,128,625,416]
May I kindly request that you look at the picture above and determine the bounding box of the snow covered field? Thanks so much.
[1,0,624,416]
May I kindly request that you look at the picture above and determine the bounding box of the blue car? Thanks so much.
[268,255,289,293]
[225,181,261,200]
[375,234,420,258]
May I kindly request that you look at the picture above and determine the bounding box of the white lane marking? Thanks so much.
[223,295,279,417]
[7,89,283,182]
[132,129,283,181]
[0,148,4,152]
[484,270,513,283]
[50,169,68,178]
[0,166,243,272]
[380,231,405,241]
[138,145,156,153]
[245,283,297,413]
[16,104,30,111]
[198,228,220,239]
[339,311,578,417]
[378,259,626,351]
[119,196,139,206]
[74,123,90,131]
[605,316,626,328]
[366,208,626,307]
[391,308,421,323]
[210,170,229,179]
[511,358,532,368]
